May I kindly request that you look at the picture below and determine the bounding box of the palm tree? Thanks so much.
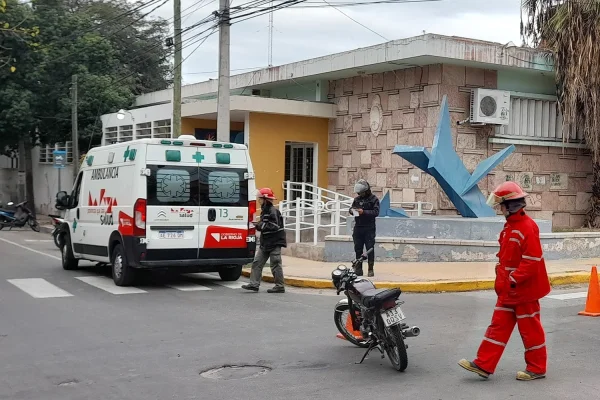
[521,0,600,227]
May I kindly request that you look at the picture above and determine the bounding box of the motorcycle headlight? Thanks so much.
[331,269,343,286]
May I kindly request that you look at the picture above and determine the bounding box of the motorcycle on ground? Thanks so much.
[332,248,420,372]
[48,214,65,248]
[0,201,40,232]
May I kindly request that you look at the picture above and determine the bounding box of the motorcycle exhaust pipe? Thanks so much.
[403,326,420,337]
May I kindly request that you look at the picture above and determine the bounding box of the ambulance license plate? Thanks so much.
[381,305,406,327]
[159,231,184,239]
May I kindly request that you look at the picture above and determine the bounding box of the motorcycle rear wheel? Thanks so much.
[334,304,370,348]
[385,325,408,372]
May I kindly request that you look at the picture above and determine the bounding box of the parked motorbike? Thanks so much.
[0,201,16,223]
[332,248,420,372]
[48,214,65,248]
[0,201,40,232]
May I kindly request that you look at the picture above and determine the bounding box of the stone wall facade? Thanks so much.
[327,63,593,229]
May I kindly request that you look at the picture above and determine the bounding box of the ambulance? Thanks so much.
[54,135,257,286]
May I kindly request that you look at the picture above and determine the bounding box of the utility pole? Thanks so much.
[268,1,273,66]
[71,74,79,178]
[216,0,231,142]
[173,0,182,139]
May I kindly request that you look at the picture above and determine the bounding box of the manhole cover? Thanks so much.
[200,365,271,380]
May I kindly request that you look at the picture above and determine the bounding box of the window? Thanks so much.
[71,171,83,208]
[199,168,248,207]
[208,171,241,204]
[147,166,199,206]
[147,166,248,207]
[136,122,152,139]
[153,119,172,138]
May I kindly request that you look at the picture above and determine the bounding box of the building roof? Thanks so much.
[134,33,553,107]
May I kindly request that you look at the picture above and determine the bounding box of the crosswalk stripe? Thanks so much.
[8,278,73,298]
[75,276,147,295]
[186,273,246,289]
[166,282,213,291]
[213,281,246,289]
[546,292,588,300]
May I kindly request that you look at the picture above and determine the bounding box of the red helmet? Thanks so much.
[257,187,276,200]
[486,181,528,206]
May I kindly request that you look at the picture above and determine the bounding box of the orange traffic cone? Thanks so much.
[336,313,363,341]
[579,266,600,317]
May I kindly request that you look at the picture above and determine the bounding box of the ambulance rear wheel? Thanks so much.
[111,244,136,286]
[219,265,242,281]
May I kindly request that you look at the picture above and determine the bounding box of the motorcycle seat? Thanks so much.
[360,288,401,309]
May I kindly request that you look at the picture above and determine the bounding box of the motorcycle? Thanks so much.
[0,202,16,224]
[48,214,65,248]
[0,201,40,232]
[332,248,420,372]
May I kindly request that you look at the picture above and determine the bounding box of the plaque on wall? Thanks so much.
[369,94,383,136]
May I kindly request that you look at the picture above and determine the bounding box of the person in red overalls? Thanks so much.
[458,181,551,381]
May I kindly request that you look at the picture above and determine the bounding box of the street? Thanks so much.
[1,229,599,400]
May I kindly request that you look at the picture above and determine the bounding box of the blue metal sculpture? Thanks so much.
[392,95,515,218]
[379,191,409,218]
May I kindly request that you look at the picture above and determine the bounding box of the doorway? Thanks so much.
[284,142,316,200]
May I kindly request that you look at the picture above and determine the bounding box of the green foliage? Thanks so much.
[0,0,172,151]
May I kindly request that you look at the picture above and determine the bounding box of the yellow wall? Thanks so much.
[180,118,244,135]
[248,112,329,202]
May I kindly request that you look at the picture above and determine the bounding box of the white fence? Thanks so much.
[278,181,434,244]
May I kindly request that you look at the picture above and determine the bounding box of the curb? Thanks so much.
[241,270,592,293]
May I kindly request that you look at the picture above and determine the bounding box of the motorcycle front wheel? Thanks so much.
[385,325,408,372]
[29,219,40,232]
[334,304,370,348]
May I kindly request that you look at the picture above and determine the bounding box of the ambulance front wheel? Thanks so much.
[218,265,242,281]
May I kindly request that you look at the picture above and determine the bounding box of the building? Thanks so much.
[100,33,592,229]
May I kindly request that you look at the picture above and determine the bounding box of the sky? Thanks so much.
[149,0,524,85]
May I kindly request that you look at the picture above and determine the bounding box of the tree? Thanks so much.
[0,0,172,211]
[0,0,39,72]
[521,0,600,227]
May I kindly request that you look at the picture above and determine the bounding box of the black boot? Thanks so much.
[368,262,374,277]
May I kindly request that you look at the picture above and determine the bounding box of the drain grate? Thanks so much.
[200,365,271,380]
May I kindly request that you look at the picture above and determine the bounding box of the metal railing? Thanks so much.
[278,181,434,245]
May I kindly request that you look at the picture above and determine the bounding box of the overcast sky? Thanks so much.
[150,0,524,85]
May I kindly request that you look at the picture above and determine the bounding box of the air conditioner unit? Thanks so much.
[470,88,510,125]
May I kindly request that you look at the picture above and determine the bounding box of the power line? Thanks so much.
[186,66,266,74]
[293,0,440,6]
[320,0,388,41]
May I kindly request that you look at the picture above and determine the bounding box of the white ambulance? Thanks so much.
[54,135,257,286]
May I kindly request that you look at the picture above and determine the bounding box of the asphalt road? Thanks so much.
[1,229,599,400]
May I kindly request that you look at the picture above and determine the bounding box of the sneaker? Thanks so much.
[458,359,490,379]
[241,284,259,292]
[516,370,545,381]
[267,286,285,293]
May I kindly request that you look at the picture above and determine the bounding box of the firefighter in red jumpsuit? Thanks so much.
[458,181,551,381]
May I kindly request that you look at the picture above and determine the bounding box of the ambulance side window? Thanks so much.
[71,172,83,208]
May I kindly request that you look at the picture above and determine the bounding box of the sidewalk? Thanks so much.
[242,256,599,292]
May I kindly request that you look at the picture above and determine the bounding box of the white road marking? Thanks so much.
[25,239,53,243]
[546,292,588,300]
[0,237,61,261]
[75,276,147,295]
[213,281,246,289]
[8,278,73,298]
[166,282,213,291]
[186,273,246,289]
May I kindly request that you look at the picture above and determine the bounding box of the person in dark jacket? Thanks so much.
[349,179,380,277]
[242,187,287,293]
